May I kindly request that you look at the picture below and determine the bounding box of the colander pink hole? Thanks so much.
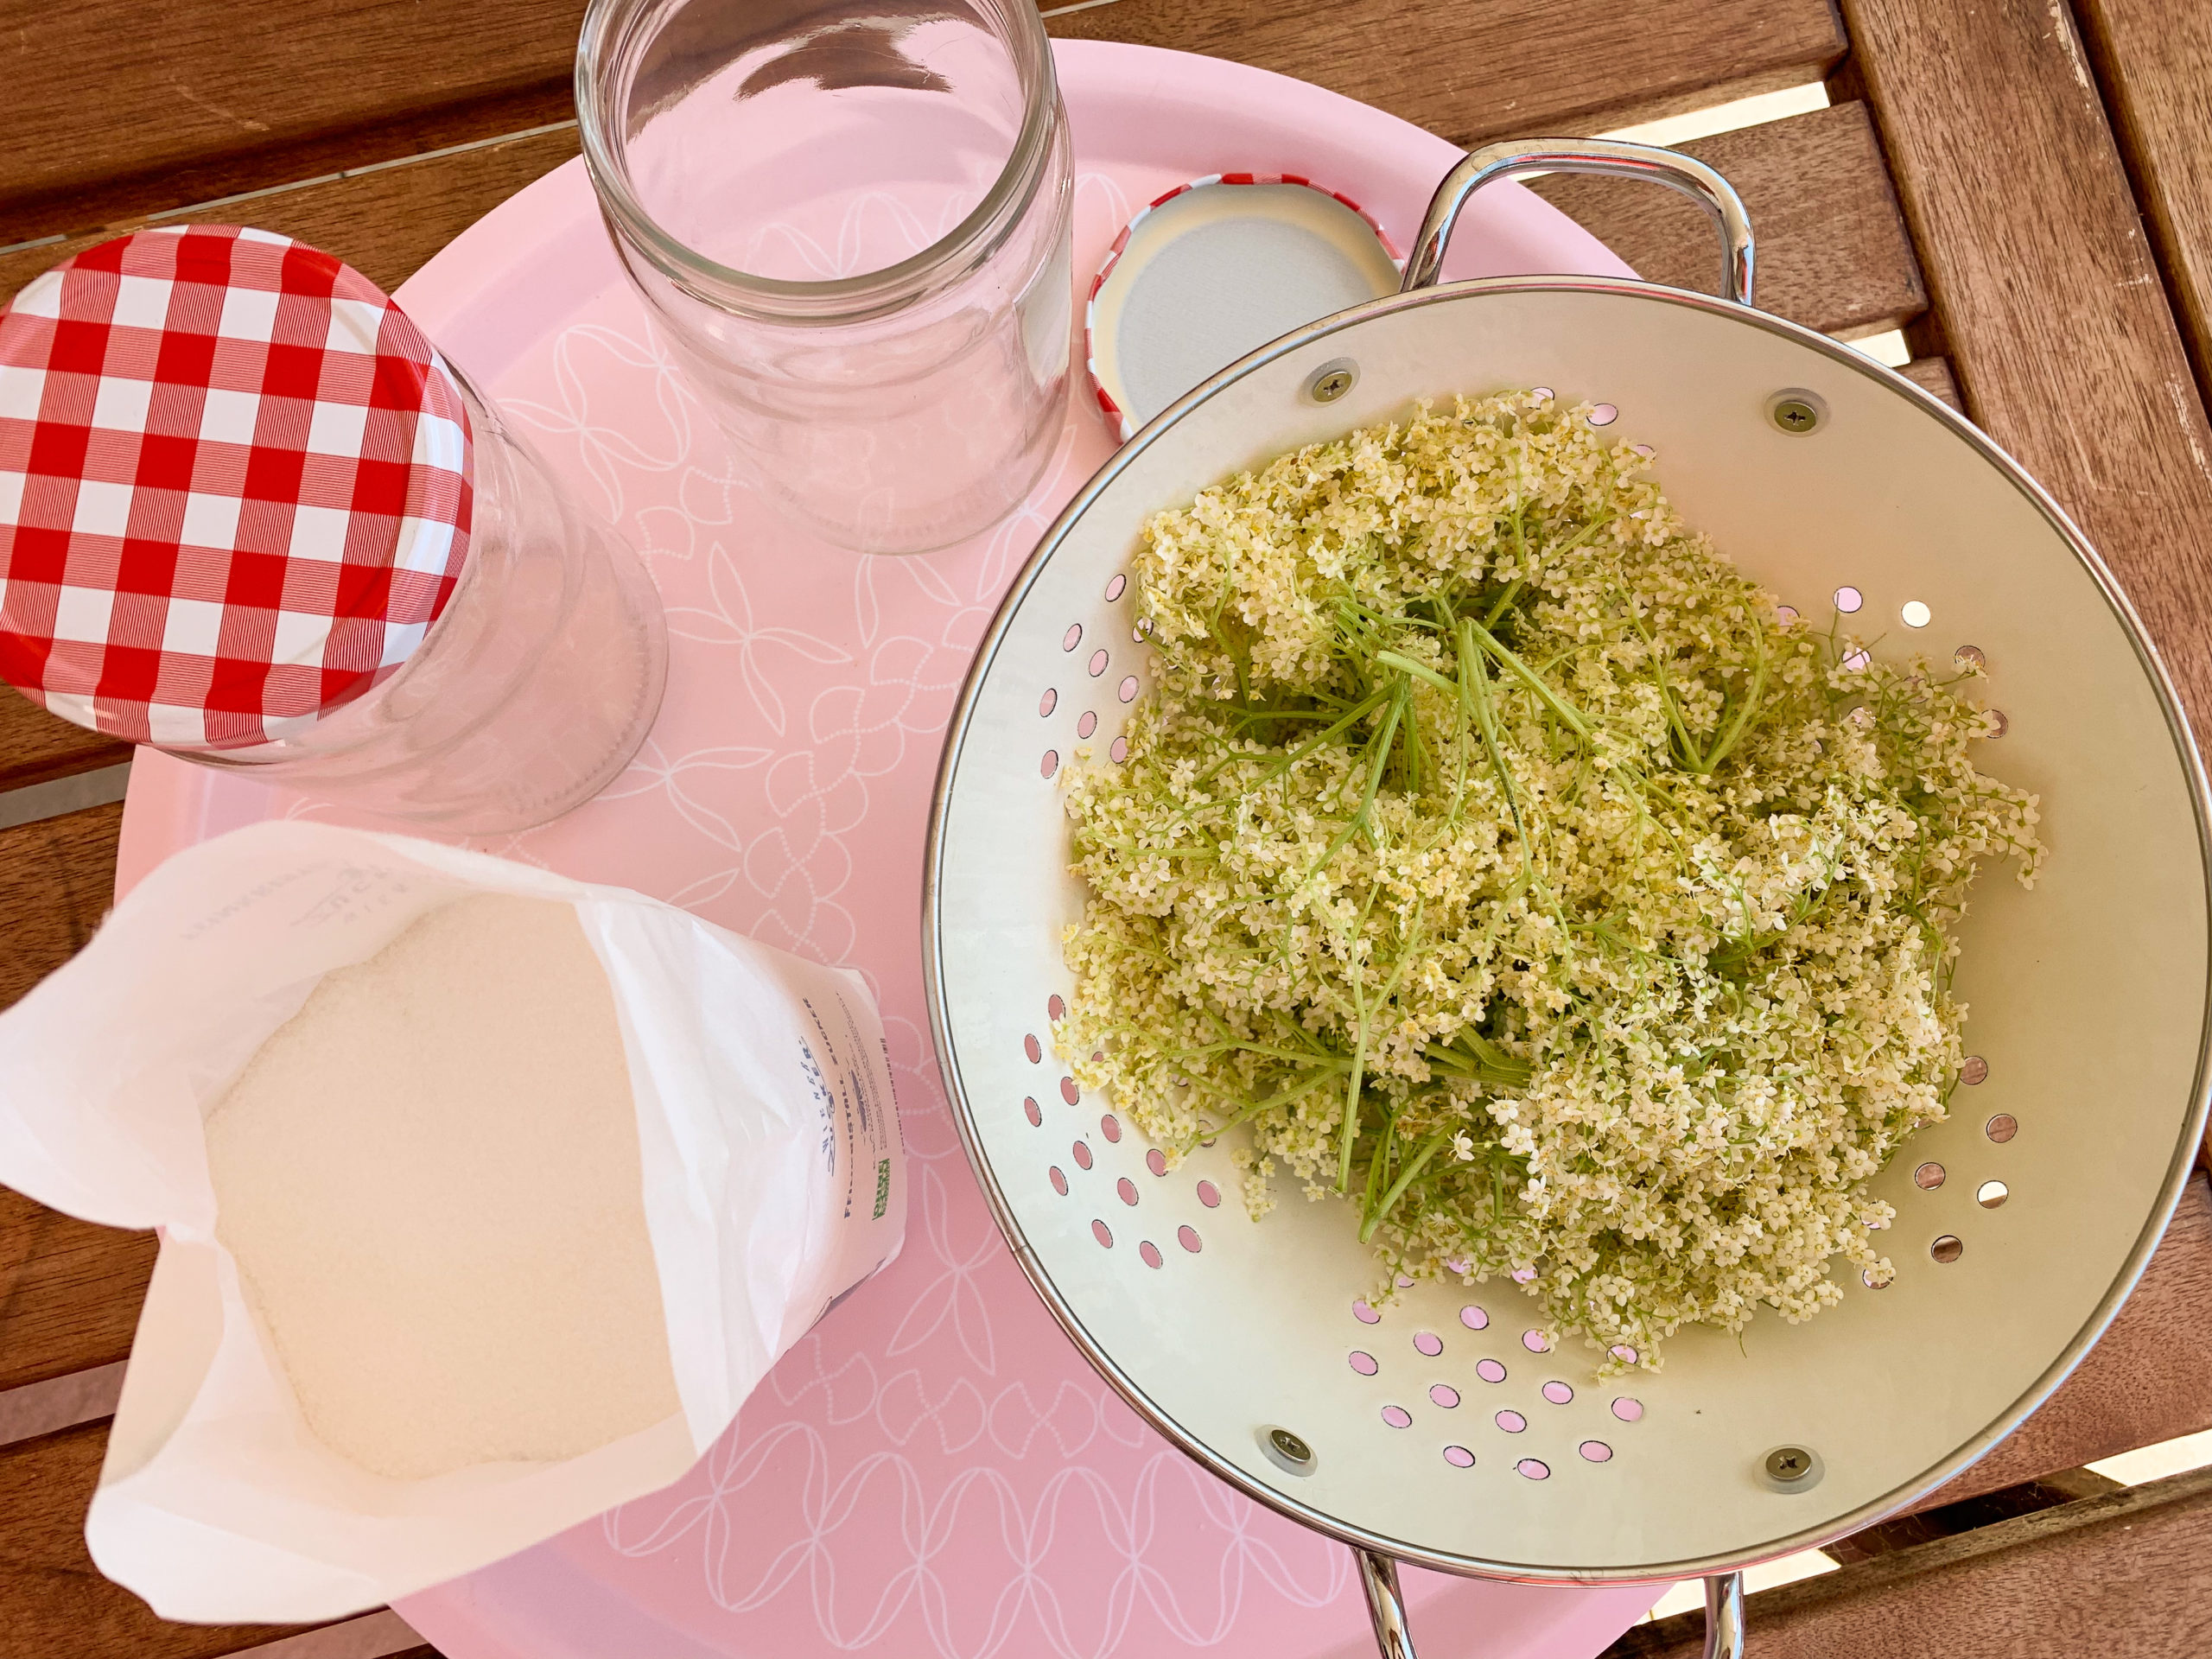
[1960,1055,1989,1085]
[1610,1344,1638,1365]
[1429,1384,1460,1409]
[1178,1224,1203,1253]
[1197,1180,1222,1208]
[1988,709,2010,737]
[1105,574,1127,601]
[1100,1115,1122,1142]
[1147,1148,1167,1176]
[1063,623,1083,651]
[1476,1359,1507,1384]
[1510,1267,1536,1284]
[1061,1077,1080,1105]
[1047,993,1065,1020]
[1579,1440,1613,1464]
[1586,403,1618,426]
[1986,1113,2018,1143]
[1445,1255,1469,1274]
[1497,1410,1527,1433]
[1611,1397,1643,1423]
[1135,617,1153,640]
[1117,1177,1138,1206]
[1049,1166,1068,1196]
[1844,647,1872,671]
[1956,644,1986,669]
[1834,585,1864,613]
[1350,1351,1379,1376]
[1140,1241,1162,1268]
[1382,1406,1413,1429]
[1531,385,1554,399]
[1862,1268,1891,1290]
[1088,648,1109,677]
[1444,1446,1475,1468]
[1109,736,1129,764]
[1459,1306,1490,1331]
[1516,1459,1551,1481]
[1414,1332,1443,1357]
[1395,1273,1414,1287]
[1023,1097,1042,1127]
[1353,1299,1382,1325]
[1093,1220,1112,1248]
[1072,1141,1092,1170]
[1119,675,1139,702]
[1630,442,1654,457]
[1039,688,1058,716]
[1023,1033,1041,1063]
[1040,749,1058,778]
[1542,1381,1573,1405]
[1077,710,1097,739]
[1914,1161,1947,1190]
[1776,604,1799,626]
[1522,1330,1551,1353]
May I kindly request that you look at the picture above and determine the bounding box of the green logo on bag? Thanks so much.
[873,1158,892,1220]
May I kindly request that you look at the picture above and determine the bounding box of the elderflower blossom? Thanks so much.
[1055,391,2042,1370]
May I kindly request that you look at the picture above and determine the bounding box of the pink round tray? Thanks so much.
[118,40,1661,1659]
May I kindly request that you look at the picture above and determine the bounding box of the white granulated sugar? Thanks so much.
[204,893,679,1480]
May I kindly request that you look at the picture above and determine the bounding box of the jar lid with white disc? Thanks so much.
[1084,173,1401,442]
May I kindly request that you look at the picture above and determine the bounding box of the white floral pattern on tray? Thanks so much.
[130,41,1660,1656]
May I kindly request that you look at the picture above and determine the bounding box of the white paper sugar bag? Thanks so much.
[0,821,905,1623]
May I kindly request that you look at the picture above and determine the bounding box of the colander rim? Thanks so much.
[921,271,2212,1581]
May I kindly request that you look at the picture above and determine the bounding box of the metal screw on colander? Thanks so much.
[1306,359,1358,404]
[1259,1424,1319,1478]
[1765,387,1828,435]
[1765,1446,1813,1483]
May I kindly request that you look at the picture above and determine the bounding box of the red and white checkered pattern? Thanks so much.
[0,226,473,749]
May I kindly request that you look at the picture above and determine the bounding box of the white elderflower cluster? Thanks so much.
[1057,391,2041,1370]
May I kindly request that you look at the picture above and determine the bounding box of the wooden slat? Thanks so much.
[1604,1463,2212,1658]
[2075,1,2212,409]
[0,1187,153,1395]
[0,126,581,308]
[0,1422,308,1659]
[0,690,132,795]
[1917,1171,2212,1508]
[1838,0,2212,732]
[0,802,121,1012]
[1049,0,1847,149]
[1897,356,1961,411]
[0,1,584,238]
[1526,101,1927,338]
[0,87,577,253]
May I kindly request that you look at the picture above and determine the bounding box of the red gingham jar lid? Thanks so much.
[0,226,473,750]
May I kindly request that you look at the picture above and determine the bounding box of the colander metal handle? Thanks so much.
[1354,1553,1746,1659]
[1400,137,1756,308]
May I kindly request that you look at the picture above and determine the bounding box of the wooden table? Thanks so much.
[4,4,2211,1656]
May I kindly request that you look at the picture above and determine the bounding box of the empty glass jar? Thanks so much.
[576,0,1075,555]
[194,365,670,835]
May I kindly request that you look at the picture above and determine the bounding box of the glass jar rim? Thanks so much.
[575,0,1062,325]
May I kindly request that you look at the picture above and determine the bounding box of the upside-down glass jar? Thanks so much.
[0,226,666,835]
[576,0,1075,555]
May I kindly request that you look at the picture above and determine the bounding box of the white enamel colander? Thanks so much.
[923,140,2212,1659]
